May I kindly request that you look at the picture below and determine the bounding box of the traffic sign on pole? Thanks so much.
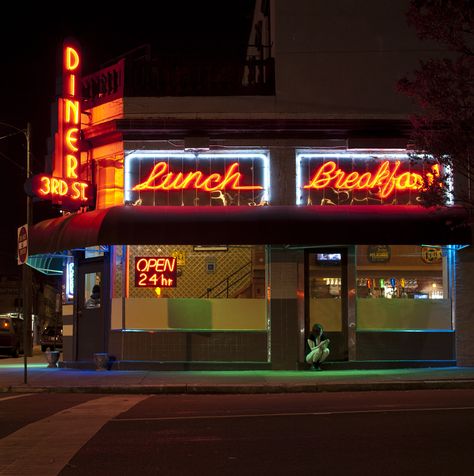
[17,224,28,265]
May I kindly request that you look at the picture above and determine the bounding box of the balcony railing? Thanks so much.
[82,56,275,108]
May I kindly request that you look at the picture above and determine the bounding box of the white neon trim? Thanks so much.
[296,150,415,205]
[296,153,304,205]
[124,150,270,203]
[444,164,454,205]
[297,152,409,159]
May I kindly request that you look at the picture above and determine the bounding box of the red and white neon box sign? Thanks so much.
[125,152,270,206]
[135,257,177,288]
[297,152,444,206]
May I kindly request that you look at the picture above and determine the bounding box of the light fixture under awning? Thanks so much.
[29,205,471,255]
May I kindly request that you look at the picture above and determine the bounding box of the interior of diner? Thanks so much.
[307,245,453,332]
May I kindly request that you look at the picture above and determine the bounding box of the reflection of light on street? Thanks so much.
[0,362,45,369]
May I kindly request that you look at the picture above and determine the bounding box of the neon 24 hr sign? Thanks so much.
[135,257,177,288]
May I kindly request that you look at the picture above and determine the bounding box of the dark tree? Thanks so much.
[398,0,474,206]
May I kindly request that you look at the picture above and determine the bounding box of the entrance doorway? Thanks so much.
[76,260,106,360]
[305,249,348,361]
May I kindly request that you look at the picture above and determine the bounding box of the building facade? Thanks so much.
[29,0,472,369]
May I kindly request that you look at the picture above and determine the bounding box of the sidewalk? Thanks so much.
[1,354,474,394]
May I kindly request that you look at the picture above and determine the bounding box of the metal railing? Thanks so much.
[82,55,275,108]
[201,261,252,299]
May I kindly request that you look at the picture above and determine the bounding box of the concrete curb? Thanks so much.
[2,379,474,394]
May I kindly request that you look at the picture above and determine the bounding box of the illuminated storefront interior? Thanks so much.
[26,39,471,369]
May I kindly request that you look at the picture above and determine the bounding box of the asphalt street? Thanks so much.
[1,389,474,475]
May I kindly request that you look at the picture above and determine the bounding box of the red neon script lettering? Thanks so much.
[132,162,263,192]
[303,161,436,199]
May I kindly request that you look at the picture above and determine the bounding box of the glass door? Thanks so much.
[76,260,106,360]
[305,248,348,361]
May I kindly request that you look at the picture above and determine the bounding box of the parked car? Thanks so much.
[0,314,23,357]
[40,326,63,352]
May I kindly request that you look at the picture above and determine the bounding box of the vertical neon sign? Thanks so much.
[54,42,82,180]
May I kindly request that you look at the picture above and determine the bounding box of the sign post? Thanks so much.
[18,223,30,383]
[1,121,32,384]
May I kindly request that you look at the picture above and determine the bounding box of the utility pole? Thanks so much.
[0,121,32,384]
[22,122,32,383]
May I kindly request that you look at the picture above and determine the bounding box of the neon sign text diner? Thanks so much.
[62,45,81,179]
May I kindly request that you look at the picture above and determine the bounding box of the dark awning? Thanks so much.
[29,205,471,254]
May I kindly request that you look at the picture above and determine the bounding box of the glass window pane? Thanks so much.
[84,272,101,308]
[308,252,342,332]
[124,244,267,331]
[356,245,451,330]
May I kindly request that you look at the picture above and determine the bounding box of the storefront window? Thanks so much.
[85,246,105,259]
[356,245,452,330]
[112,244,267,331]
[84,272,101,309]
[308,252,343,332]
[128,244,265,299]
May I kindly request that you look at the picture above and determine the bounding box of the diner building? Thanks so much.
[29,0,473,369]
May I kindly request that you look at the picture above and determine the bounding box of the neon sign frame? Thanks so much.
[296,151,451,205]
[124,151,270,205]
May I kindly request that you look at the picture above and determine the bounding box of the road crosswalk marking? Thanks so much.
[0,394,34,402]
[0,394,149,476]
[112,405,474,422]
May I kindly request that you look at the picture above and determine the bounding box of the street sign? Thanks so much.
[17,224,28,265]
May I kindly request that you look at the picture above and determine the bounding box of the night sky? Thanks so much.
[0,1,255,275]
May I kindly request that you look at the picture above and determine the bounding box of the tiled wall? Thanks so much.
[109,330,268,362]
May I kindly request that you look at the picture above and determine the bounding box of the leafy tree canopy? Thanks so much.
[398,0,474,206]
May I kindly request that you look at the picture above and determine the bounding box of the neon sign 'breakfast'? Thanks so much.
[303,160,441,199]
[132,161,263,192]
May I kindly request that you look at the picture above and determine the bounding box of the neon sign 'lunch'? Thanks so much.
[132,162,263,192]
[303,160,441,199]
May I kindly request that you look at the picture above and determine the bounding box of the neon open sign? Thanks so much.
[297,152,444,206]
[134,257,177,288]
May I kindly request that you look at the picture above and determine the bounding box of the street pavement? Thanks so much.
[1,351,474,394]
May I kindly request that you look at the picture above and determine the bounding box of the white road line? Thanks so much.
[0,394,149,476]
[112,405,474,422]
[0,394,33,402]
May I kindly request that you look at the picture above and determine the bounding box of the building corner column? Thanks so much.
[455,245,474,366]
